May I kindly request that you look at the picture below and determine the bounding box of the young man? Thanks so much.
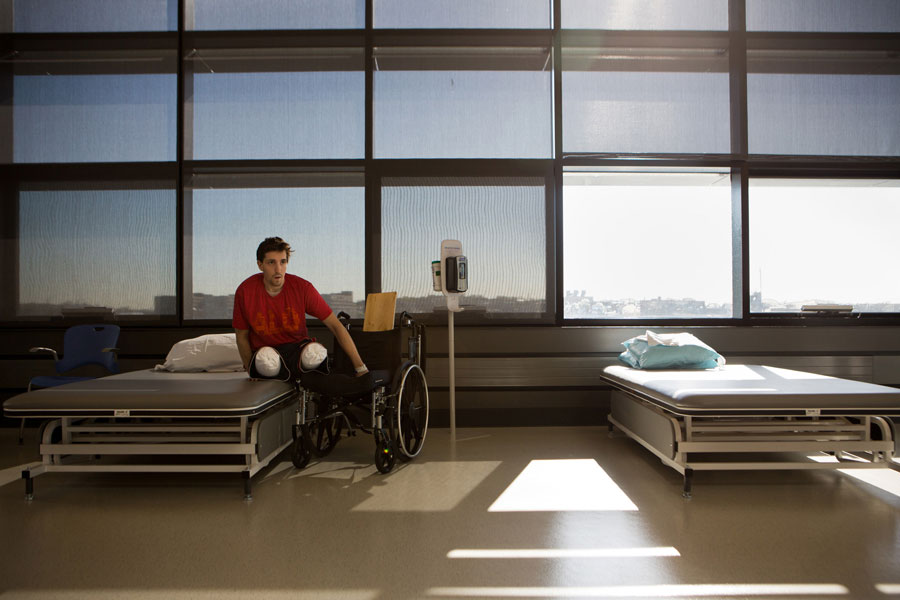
[233,237,368,379]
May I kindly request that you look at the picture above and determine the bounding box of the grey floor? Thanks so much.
[1,424,899,600]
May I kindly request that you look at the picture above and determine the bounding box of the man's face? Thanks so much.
[258,250,289,291]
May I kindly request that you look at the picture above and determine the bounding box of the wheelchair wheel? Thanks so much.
[374,431,396,474]
[393,362,429,459]
[304,415,342,457]
[290,435,311,469]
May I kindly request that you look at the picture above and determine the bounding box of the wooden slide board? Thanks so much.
[363,292,397,331]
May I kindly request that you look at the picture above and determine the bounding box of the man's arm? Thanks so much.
[322,312,368,376]
[235,329,253,373]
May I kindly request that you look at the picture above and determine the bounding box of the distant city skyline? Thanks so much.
[18,287,900,322]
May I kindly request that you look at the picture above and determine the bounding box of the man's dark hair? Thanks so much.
[256,237,293,263]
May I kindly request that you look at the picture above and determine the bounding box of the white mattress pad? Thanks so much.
[603,364,900,414]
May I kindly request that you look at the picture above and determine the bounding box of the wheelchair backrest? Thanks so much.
[332,328,403,376]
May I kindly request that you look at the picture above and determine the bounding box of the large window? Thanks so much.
[7,0,176,32]
[187,47,365,160]
[562,0,728,30]
[11,184,177,321]
[563,170,735,319]
[186,172,365,320]
[381,177,550,320]
[186,0,364,30]
[375,0,552,29]
[747,48,900,157]
[9,50,177,163]
[749,178,900,313]
[747,0,900,32]
[562,35,731,155]
[374,45,553,158]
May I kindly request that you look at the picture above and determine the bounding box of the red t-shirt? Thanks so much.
[232,273,333,351]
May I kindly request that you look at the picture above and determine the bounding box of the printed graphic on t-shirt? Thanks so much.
[251,306,302,336]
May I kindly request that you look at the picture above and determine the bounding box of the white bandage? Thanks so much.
[254,346,282,377]
[300,342,328,371]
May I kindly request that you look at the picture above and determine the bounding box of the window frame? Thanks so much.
[4,33,179,165]
[182,31,366,162]
[745,33,900,158]
[0,163,179,325]
[743,166,900,326]
[372,30,555,160]
[560,30,733,157]
[559,162,744,326]
[372,159,558,326]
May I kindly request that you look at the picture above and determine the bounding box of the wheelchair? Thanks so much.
[290,311,429,474]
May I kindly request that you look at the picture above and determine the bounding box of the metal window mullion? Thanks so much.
[0,178,18,318]
[552,0,563,324]
[0,57,11,163]
[729,0,748,157]
[729,0,750,322]
[176,0,187,325]
[365,0,380,296]
[180,3,196,323]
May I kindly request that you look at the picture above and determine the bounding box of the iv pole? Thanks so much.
[448,305,456,439]
[444,274,462,442]
[438,240,464,442]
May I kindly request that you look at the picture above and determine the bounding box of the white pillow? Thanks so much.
[154,333,244,372]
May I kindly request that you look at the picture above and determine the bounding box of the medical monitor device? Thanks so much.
[445,256,468,293]
[439,239,467,312]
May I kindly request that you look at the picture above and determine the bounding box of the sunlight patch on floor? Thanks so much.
[876,583,900,595]
[427,583,849,597]
[447,547,680,559]
[840,468,900,498]
[488,459,638,512]
[807,454,900,499]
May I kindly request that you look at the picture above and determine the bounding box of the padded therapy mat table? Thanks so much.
[3,370,298,499]
[602,364,900,497]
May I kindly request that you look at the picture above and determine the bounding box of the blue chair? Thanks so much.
[21,324,121,443]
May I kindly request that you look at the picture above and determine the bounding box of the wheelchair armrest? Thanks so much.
[29,347,59,362]
[336,311,353,331]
